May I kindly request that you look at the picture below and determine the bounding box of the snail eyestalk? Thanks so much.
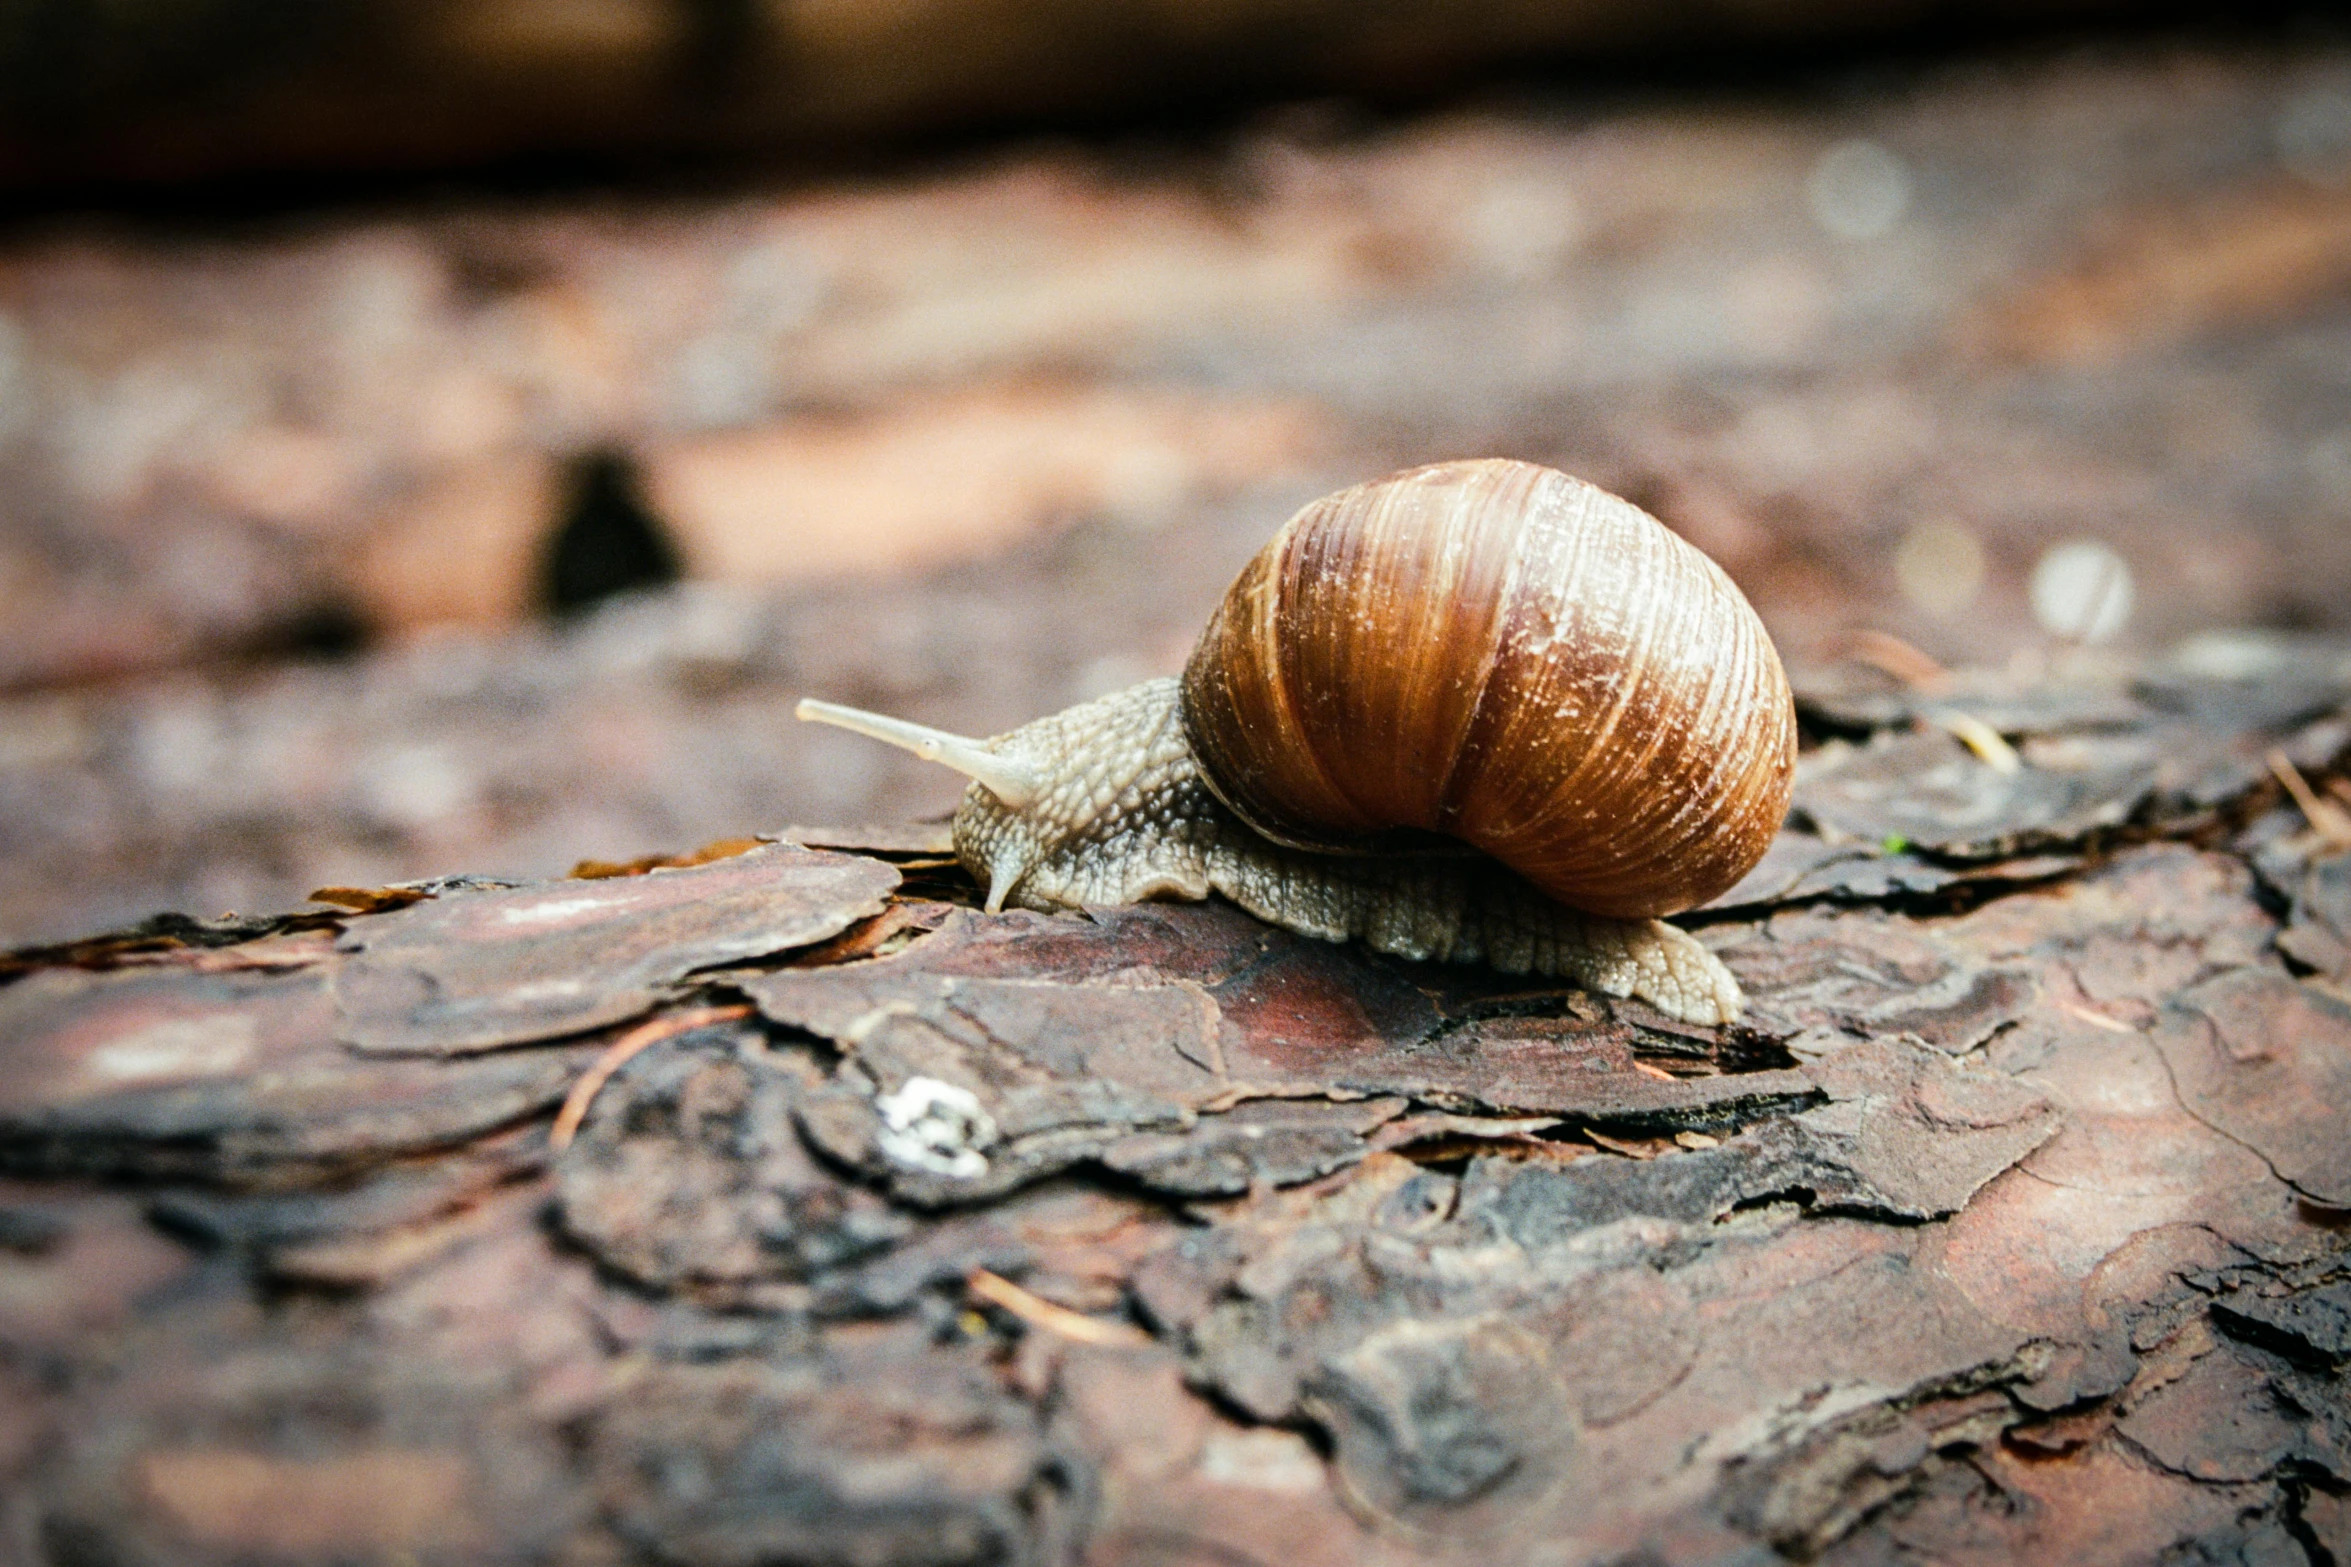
[794,699,1044,810]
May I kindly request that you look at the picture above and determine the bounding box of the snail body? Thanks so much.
[798,459,1795,1026]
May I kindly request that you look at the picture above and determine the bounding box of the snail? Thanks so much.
[796,458,1795,1025]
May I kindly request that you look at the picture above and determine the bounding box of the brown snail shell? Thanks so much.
[1180,457,1794,919]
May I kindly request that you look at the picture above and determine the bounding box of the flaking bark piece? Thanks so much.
[745,959,1223,1206]
[1711,905,2039,1054]
[1101,1097,1409,1196]
[2277,850,2351,993]
[1790,1036,2062,1216]
[1792,667,2150,737]
[2151,968,2351,1207]
[768,822,959,857]
[1722,708,2329,914]
[149,1128,539,1256]
[1273,1009,1820,1130]
[2133,631,2351,733]
[803,1179,1172,1318]
[743,901,1820,1205]
[2210,1273,2351,1368]
[332,844,897,1055]
[1945,843,2277,1002]
[1367,1113,1568,1161]
[1795,729,2153,860]
[1704,828,2081,912]
[1162,1132,2044,1551]
[305,874,521,915]
[0,908,341,979]
[1469,1037,2057,1244]
[551,1026,918,1294]
[1152,1041,2055,1459]
[2126,715,2345,817]
[0,965,603,1180]
[2112,1338,2341,1484]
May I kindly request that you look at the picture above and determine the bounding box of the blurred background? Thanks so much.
[1,0,2349,945]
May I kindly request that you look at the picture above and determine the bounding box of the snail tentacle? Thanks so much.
[795,699,1045,810]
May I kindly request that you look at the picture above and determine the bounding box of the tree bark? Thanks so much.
[3,640,2347,1565]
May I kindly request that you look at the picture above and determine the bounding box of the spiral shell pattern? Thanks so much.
[1180,458,1795,919]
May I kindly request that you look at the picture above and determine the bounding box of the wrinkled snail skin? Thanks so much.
[795,458,1794,1028]
[937,678,1745,1025]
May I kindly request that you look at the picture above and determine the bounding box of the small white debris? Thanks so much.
[2029,539,2134,644]
[874,1075,998,1179]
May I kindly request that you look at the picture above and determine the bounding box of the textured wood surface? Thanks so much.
[2,636,2347,1565]
[2,39,2350,1561]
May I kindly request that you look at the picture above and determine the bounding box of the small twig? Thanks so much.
[2056,1000,2136,1035]
[966,1269,1152,1347]
[1927,707,2022,775]
[1585,1131,1674,1160]
[1839,629,1951,692]
[550,1005,753,1151]
[2266,750,2351,851]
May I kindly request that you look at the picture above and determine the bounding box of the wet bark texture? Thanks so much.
[3,640,2348,1566]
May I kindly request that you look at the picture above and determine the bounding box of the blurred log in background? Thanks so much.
[0,3,2347,947]
[0,0,2247,192]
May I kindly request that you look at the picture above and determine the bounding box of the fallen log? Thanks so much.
[2,634,2347,1564]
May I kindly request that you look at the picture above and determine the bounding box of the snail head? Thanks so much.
[795,678,1203,915]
